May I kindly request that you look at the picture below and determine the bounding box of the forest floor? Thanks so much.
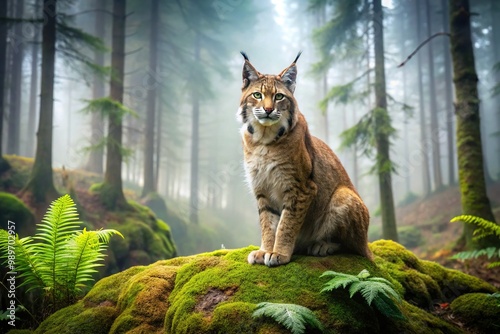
[393,181,500,288]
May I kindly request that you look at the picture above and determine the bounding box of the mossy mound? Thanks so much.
[0,192,35,237]
[32,240,496,334]
[450,293,500,332]
[103,201,177,276]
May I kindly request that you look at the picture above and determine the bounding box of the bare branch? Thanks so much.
[397,32,450,68]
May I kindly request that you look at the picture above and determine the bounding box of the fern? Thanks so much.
[0,194,123,312]
[321,269,404,319]
[450,215,500,269]
[450,215,500,239]
[252,302,324,334]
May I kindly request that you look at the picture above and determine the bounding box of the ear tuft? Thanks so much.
[241,52,260,90]
[293,51,303,64]
[240,51,249,61]
[278,52,302,94]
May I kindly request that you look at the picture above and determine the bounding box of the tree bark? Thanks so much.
[441,0,456,186]
[22,0,58,203]
[102,0,129,210]
[190,33,201,224]
[373,0,398,242]
[85,0,106,174]
[142,0,159,197]
[6,0,24,155]
[26,0,41,158]
[416,0,432,196]
[424,0,443,190]
[449,0,498,249]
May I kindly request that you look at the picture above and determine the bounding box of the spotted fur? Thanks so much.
[238,53,373,267]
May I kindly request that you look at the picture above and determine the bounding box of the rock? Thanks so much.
[450,292,500,332]
[33,240,497,334]
[0,192,35,237]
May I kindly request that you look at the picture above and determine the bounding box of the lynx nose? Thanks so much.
[264,107,273,114]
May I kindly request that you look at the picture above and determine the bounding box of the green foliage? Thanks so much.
[56,20,110,81]
[81,98,136,160]
[321,269,404,319]
[319,73,371,113]
[0,194,123,312]
[252,302,324,334]
[450,215,500,268]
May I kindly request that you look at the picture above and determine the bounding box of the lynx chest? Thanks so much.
[244,144,299,208]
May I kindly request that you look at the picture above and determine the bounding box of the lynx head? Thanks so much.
[237,52,302,138]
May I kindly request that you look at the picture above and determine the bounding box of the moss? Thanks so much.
[7,330,34,334]
[34,302,117,334]
[450,293,500,332]
[35,244,495,333]
[0,192,35,237]
[1,156,32,192]
[371,239,493,308]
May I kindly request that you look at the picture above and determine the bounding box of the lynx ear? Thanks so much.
[278,51,302,94]
[241,52,261,90]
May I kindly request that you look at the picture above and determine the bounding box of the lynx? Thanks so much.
[237,52,372,267]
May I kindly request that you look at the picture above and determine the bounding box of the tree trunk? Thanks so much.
[373,0,398,242]
[0,0,8,170]
[416,0,432,196]
[449,0,498,249]
[142,0,159,197]
[190,33,201,224]
[424,0,443,190]
[491,0,500,180]
[85,0,106,174]
[22,0,58,203]
[155,88,162,189]
[101,0,129,210]
[441,0,456,186]
[26,0,41,158]
[6,0,24,155]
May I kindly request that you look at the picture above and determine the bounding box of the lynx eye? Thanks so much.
[275,93,284,100]
[252,92,262,99]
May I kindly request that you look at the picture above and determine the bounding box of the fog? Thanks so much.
[2,0,500,253]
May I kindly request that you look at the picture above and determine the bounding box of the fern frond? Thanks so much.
[451,247,499,261]
[252,302,324,334]
[320,272,359,293]
[321,269,403,319]
[451,215,500,238]
[64,228,123,296]
[487,261,500,269]
[33,194,81,294]
[372,293,405,319]
[0,231,45,292]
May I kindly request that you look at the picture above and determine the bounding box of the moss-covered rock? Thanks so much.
[33,241,496,334]
[450,293,500,332]
[102,200,177,276]
[0,192,35,237]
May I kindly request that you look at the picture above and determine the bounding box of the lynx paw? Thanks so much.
[308,242,340,256]
[264,252,291,267]
[248,250,291,267]
[248,250,267,264]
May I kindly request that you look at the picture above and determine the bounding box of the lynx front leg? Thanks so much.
[248,194,280,265]
[266,182,317,267]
